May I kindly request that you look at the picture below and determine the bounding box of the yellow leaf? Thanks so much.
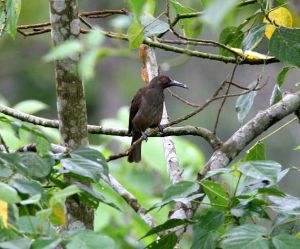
[296,232,300,238]
[52,202,66,226]
[0,200,8,228]
[263,7,293,39]
[230,48,274,62]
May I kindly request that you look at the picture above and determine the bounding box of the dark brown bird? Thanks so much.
[128,75,188,163]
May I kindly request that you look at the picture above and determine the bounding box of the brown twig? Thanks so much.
[79,9,128,18]
[213,63,239,134]
[167,89,200,108]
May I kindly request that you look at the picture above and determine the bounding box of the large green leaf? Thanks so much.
[6,0,21,38]
[239,160,282,185]
[272,234,300,249]
[140,15,169,37]
[31,238,61,249]
[201,0,238,30]
[13,100,48,114]
[141,219,194,239]
[269,195,300,215]
[50,185,80,206]
[242,24,265,51]
[128,0,144,19]
[19,153,51,178]
[244,142,266,161]
[0,182,20,203]
[219,26,244,56]
[277,66,295,87]
[201,180,229,210]
[127,21,144,49]
[144,232,177,249]
[171,0,201,38]
[17,216,53,236]
[192,210,224,249]
[148,181,200,211]
[9,178,43,197]
[221,224,268,249]
[0,238,32,249]
[65,230,115,249]
[235,81,257,124]
[269,27,300,67]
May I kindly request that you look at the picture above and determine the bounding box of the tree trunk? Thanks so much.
[49,0,92,229]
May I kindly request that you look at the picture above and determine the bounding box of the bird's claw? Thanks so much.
[141,131,148,142]
[158,124,165,132]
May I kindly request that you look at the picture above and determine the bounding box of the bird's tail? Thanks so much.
[128,133,142,163]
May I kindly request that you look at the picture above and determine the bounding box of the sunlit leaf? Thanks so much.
[50,185,81,206]
[6,0,21,38]
[51,202,66,226]
[269,27,300,67]
[235,81,257,124]
[43,40,83,62]
[0,182,20,203]
[242,24,265,51]
[13,100,48,114]
[219,26,244,56]
[269,195,300,215]
[0,200,8,228]
[201,180,229,210]
[272,234,300,249]
[127,21,144,49]
[140,15,169,37]
[86,27,104,47]
[221,224,268,249]
[128,0,144,19]
[201,0,238,30]
[239,160,282,185]
[244,142,266,161]
[264,7,293,39]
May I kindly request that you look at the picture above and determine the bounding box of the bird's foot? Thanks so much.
[141,131,148,142]
[158,124,165,132]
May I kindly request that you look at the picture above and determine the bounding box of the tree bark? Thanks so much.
[49,0,92,229]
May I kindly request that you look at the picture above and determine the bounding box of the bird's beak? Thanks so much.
[168,80,188,89]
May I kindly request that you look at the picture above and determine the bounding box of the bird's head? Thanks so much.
[149,75,188,89]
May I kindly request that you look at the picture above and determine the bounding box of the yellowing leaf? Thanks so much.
[0,200,8,228]
[230,48,274,61]
[52,202,66,226]
[296,232,300,238]
[263,7,293,39]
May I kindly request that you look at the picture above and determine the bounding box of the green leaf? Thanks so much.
[17,216,53,235]
[244,142,266,161]
[79,49,99,81]
[141,219,194,239]
[201,0,238,30]
[19,153,51,178]
[269,195,300,215]
[50,185,80,205]
[219,26,244,56]
[65,230,115,249]
[13,100,48,114]
[272,234,300,249]
[239,160,282,185]
[242,24,265,51]
[171,1,201,38]
[0,2,6,37]
[221,224,268,249]
[0,238,32,249]
[127,21,144,49]
[140,15,169,37]
[258,188,285,197]
[144,232,177,249]
[204,168,233,179]
[192,210,224,249]
[61,158,106,182]
[9,178,43,197]
[128,0,144,19]
[148,181,200,211]
[43,40,83,62]
[201,180,229,210]
[36,136,52,157]
[86,27,104,47]
[0,182,21,203]
[277,66,295,87]
[269,28,300,67]
[0,164,13,177]
[6,0,21,38]
[270,84,283,105]
[235,81,257,124]
[271,215,300,237]
[31,238,61,249]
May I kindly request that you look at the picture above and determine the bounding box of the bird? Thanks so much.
[128,75,188,163]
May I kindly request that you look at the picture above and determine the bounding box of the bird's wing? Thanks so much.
[128,89,143,133]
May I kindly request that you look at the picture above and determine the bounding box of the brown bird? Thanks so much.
[128,75,188,163]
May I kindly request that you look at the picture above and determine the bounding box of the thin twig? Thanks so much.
[213,63,239,134]
[167,89,200,108]
[0,133,9,153]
